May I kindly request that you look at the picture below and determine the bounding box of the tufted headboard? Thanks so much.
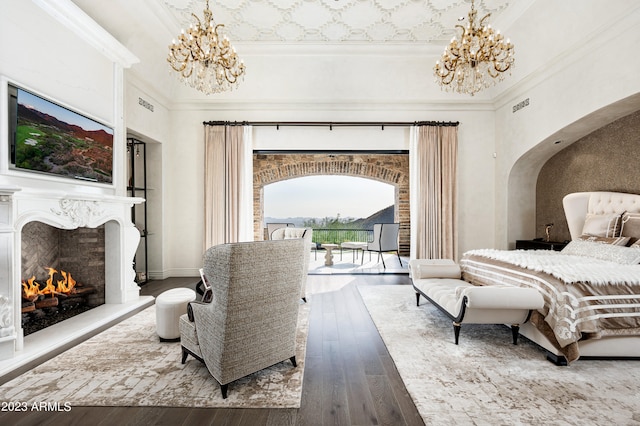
[563,191,640,240]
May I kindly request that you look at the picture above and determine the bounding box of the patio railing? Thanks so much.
[311,228,373,247]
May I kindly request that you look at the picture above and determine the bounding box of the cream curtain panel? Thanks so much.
[410,124,458,260]
[204,125,253,250]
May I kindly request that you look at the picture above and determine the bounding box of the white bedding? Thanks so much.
[465,248,640,286]
[461,250,640,363]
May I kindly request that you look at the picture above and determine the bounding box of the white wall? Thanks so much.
[1,0,494,279]
[20,0,635,277]
[160,106,494,277]
[124,80,171,280]
[493,0,640,248]
[136,0,640,277]
[0,0,135,196]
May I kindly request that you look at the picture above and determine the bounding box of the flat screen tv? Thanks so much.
[7,83,113,184]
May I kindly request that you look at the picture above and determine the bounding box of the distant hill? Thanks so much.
[350,205,394,229]
[265,205,394,229]
[18,103,113,147]
[263,217,313,227]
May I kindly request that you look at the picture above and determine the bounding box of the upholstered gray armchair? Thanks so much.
[367,223,402,268]
[269,227,312,301]
[179,238,308,399]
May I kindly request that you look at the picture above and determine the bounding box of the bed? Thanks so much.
[460,191,640,364]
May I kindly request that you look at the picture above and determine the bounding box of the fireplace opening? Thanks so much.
[21,221,106,336]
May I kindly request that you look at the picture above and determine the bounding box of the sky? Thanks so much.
[264,175,394,219]
[18,88,113,134]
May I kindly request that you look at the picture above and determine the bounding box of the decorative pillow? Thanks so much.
[621,212,640,242]
[577,235,630,246]
[581,213,622,237]
[413,263,461,279]
[562,239,640,264]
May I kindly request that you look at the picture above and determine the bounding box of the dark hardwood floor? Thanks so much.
[0,274,424,426]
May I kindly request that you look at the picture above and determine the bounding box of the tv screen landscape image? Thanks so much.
[8,84,114,183]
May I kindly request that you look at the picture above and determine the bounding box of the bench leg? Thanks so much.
[511,324,520,345]
[453,322,461,345]
[415,292,421,306]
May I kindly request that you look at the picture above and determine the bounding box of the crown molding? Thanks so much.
[33,0,139,67]
[167,99,495,113]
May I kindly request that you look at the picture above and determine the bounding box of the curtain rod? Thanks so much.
[203,120,459,129]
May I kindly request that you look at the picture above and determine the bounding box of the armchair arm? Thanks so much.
[187,300,209,322]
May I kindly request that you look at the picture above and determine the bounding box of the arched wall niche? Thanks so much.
[253,152,410,256]
[507,93,640,247]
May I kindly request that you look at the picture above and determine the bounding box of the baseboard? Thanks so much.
[148,268,199,280]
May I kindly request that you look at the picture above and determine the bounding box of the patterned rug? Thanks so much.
[358,285,640,425]
[0,303,309,408]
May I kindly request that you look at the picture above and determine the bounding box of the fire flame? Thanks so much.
[21,267,77,299]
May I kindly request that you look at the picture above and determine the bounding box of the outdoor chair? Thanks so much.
[366,223,402,268]
[265,222,294,240]
[269,227,313,301]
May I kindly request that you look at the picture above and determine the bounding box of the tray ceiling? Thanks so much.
[161,0,513,44]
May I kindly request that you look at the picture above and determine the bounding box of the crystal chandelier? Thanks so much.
[434,0,514,96]
[167,0,245,95]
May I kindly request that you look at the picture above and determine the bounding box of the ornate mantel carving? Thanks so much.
[51,199,106,227]
[0,295,13,338]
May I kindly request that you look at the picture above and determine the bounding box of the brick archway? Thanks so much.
[253,153,410,256]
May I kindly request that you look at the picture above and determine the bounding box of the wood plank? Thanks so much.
[265,408,297,426]
[367,374,407,426]
[321,339,349,425]
[379,354,426,426]
[334,287,380,425]
[298,355,323,425]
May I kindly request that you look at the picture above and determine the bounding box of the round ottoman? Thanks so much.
[156,288,196,341]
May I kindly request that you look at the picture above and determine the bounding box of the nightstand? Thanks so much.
[515,239,568,251]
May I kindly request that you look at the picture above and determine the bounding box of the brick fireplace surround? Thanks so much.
[0,186,154,376]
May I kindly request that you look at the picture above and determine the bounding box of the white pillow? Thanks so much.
[562,240,640,264]
[581,213,622,237]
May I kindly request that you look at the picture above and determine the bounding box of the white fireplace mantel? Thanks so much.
[0,185,147,361]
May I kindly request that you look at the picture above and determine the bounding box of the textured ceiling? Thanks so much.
[162,0,512,44]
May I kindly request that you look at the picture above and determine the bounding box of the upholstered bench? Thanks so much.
[409,259,544,345]
[156,287,197,341]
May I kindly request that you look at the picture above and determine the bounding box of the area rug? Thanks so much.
[358,285,640,425]
[0,303,309,408]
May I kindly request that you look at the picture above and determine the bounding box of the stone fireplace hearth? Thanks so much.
[0,186,153,371]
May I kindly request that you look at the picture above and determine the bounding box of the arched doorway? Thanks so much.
[253,152,410,256]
